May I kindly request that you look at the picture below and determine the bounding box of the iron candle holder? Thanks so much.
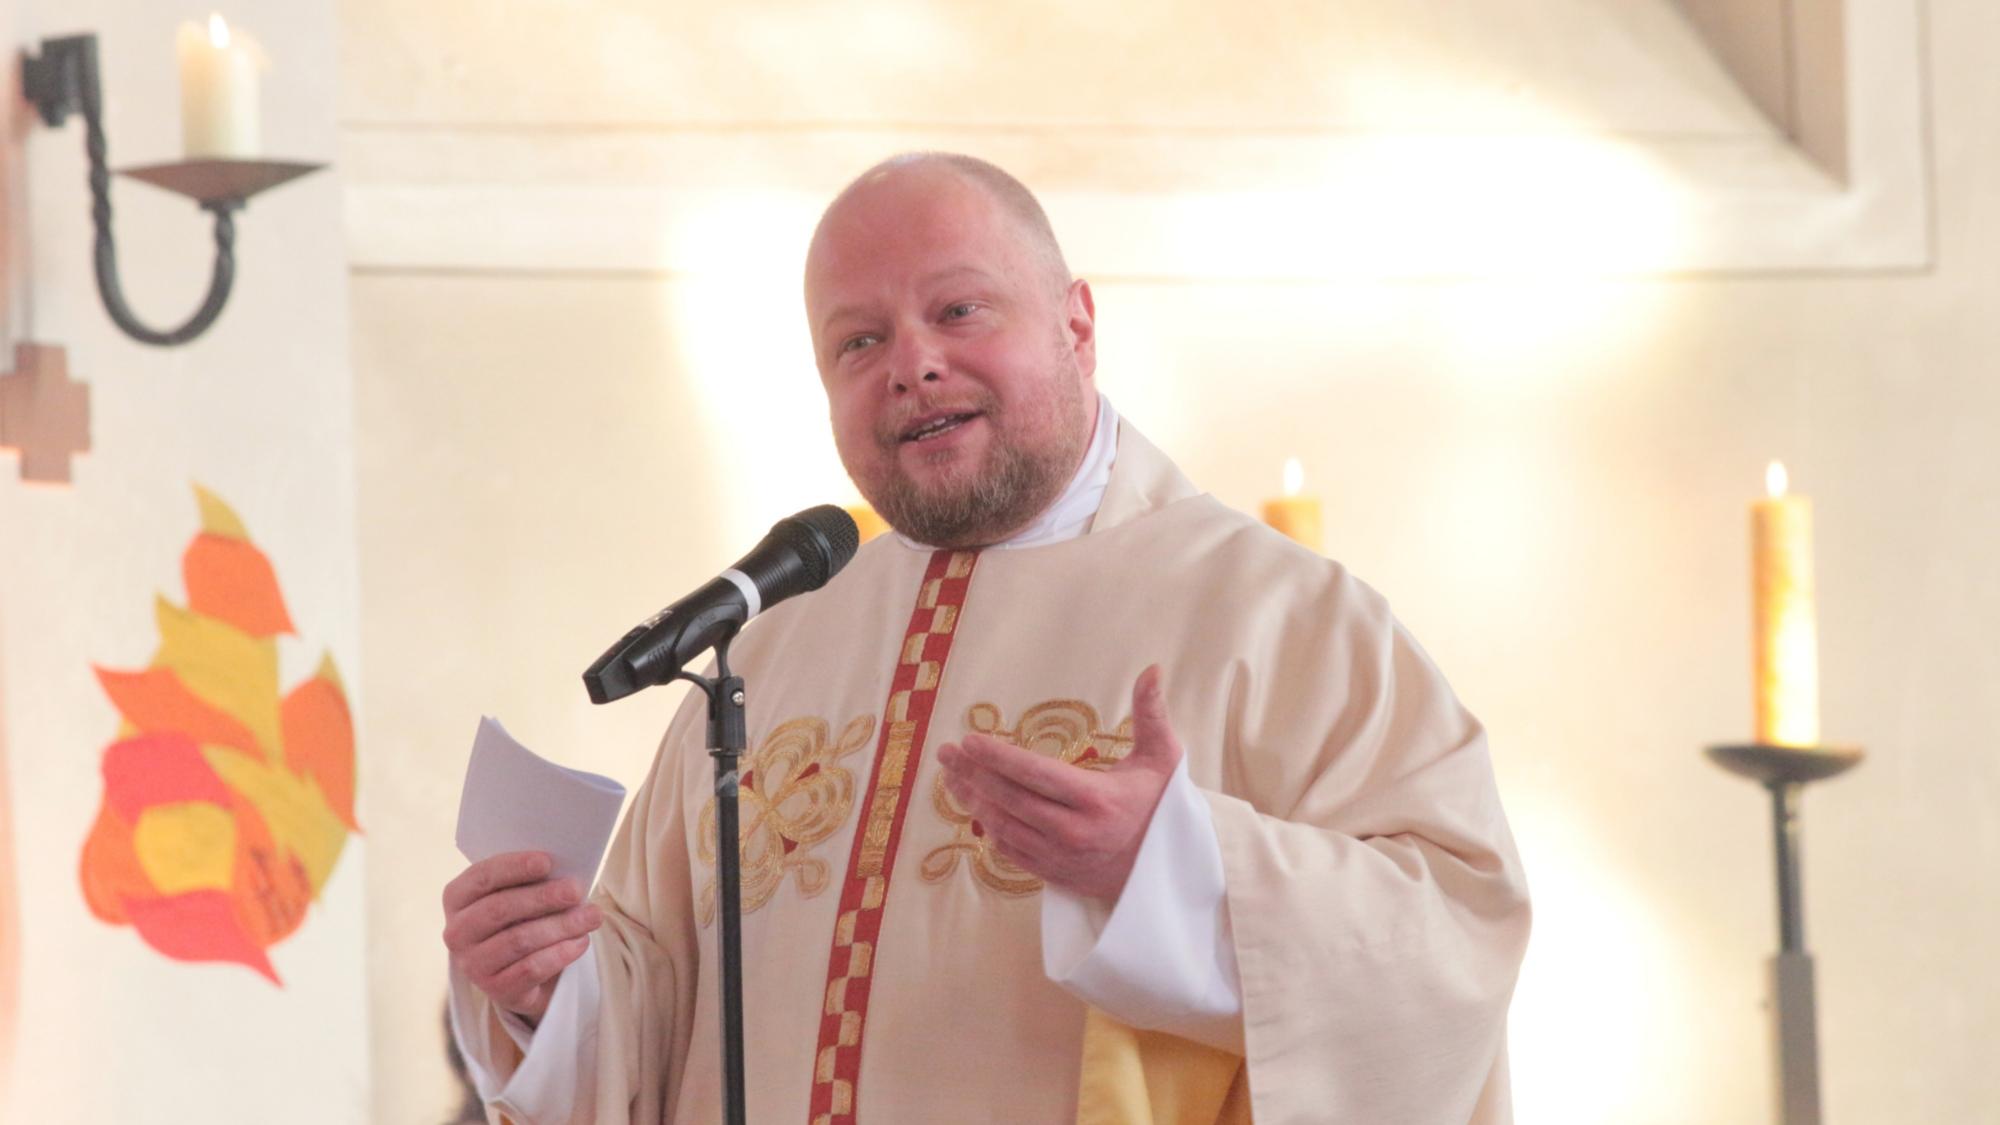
[20,32,326,347]
[1705,741,1864,1125]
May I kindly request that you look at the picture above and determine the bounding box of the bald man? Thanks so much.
[445,153,1530,1124]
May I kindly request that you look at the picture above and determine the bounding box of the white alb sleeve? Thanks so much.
[447,937,604,1123]
[1040,759,1244,1053]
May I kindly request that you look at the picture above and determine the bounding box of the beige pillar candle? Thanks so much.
[1261,458,1323,551]
[1752,461,1820,746]
[845,503,890,544]
[177,14,260,159]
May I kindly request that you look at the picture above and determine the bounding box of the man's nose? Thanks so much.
[887,328,946,393]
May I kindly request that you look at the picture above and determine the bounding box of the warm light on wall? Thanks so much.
[662,193,847,547]
[1506,801,1702,1124]
[1064,134,1692,282]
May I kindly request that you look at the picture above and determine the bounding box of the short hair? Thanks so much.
[817,152,1073,295]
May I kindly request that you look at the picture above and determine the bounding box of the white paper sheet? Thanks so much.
[454,716,627,889]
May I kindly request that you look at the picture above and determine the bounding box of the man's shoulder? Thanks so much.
[1085,489,1390,627]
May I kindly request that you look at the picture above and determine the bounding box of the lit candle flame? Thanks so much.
[1765,460,1789,499]
[208,12,231,49]
[1283,458,1304,498]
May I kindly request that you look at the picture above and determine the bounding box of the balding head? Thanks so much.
[808,153,1072,301]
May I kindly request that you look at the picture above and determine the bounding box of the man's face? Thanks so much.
[804,168,1097,548]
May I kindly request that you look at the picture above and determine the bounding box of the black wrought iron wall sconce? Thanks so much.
[20,33,325,347]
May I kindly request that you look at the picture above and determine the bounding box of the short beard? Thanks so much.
[866,370,1089,549]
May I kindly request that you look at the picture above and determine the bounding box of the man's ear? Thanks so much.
[1066,279,1097,379]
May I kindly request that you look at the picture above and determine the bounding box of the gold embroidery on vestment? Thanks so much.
[694,714,874,926]
[857,717,918,875]
[880,722,916,784]
[919,699,1135,896]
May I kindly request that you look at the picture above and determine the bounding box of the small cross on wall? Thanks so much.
[0,342,91,484]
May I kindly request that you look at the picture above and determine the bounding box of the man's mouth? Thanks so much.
[899,412,982,444]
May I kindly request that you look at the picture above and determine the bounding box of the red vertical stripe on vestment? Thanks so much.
[804,549,978,1125]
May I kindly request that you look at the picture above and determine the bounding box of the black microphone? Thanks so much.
[582,505,861,704]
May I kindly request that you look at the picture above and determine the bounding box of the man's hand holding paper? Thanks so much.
[442,851,600,1023]
[448,717,627,1023]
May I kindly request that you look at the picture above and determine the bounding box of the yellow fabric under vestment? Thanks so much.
[459,421,1531,1124]
[1076,1008,1249,1124]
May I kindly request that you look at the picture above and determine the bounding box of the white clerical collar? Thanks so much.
[896,391,1119,552]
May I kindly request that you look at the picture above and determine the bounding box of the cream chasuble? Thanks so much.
[457,420,1530,1124]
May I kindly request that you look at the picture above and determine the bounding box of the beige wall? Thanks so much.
[0,0,368,1119]
[347,1,1998,1122]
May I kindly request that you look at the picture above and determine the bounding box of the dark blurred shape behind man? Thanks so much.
[443,153,1531,1124]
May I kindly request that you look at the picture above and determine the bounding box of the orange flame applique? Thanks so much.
[78,485,357,984]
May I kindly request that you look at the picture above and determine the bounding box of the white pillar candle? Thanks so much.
[177,14,259,159]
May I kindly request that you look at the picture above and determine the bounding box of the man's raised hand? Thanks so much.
[442,851,602,1024]
[936,664,1184,901]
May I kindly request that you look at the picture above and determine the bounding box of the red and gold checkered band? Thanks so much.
[806,549,978,1124]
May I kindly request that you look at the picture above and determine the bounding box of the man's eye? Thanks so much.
[840,334,878,355]
[943,303,977,320]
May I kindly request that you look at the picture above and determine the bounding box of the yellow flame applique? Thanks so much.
[78,485,357,984]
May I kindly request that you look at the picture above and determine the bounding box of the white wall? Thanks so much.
[344,1,1999,1122]
[0,0,368,1119]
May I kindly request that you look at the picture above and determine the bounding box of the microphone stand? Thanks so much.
[673,634,748,1125]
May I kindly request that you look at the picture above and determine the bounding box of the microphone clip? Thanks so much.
[675,634,747,756]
